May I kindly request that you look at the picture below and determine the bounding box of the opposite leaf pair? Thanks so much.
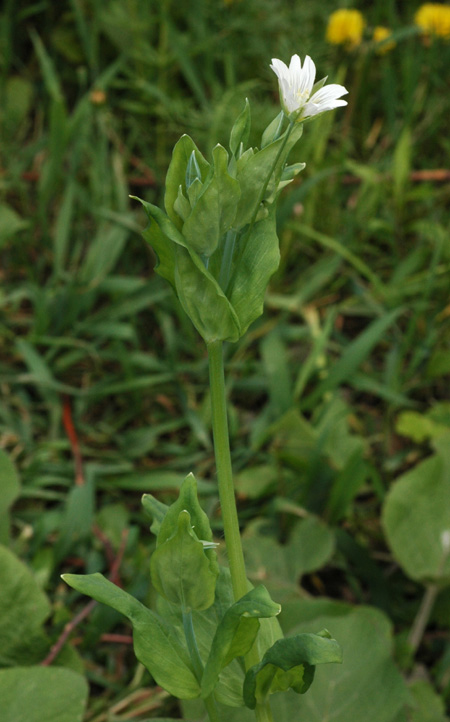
[132,104,305,344]
[63,474,341,713]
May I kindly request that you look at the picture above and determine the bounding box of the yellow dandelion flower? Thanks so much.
[373,26,396,53]
[326,9,365,49]
[414,3,450,39]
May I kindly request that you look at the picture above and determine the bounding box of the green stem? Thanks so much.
[407,583,439,655]
[208,340,248,602]
[244,118,295,243]
[182,610,220,722]
[407,538,450,655]
[207,340,274,722]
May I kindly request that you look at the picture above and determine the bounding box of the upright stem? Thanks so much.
[208,340,248,602]
[207,340,274,722]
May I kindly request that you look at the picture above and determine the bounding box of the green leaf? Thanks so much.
[0,450,20,544]
[141,213,177,289]
[158,566,248,707]
[234,126,301,227]
[174,244,241,342]
[0,545,51,667]
[201,585,281,698]
[136,198,188,251]
[275,599,410,722]
[165,134,210,228]
[0,204,29,245]
[54,477,94,565]
[182,144,240,257]
[135,197,241,343]
[243,630,342,709]
[396,410,450,443]
[0,667,88,722]
[150,510,218,611]
[304,307,403,408]
[227,206,280,336]
[243,517,335,603]
[141,494,170,537]
[230,99,251,156]
[382,440,450,585]
[156,473,215,548]
[407,679,447,722]
[261,111,284,148]
[62,573,200,699]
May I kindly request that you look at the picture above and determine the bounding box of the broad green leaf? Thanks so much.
[382,439,450,585]
[243,517,334,603]
[183,145,240,257]
[158,566,247,707]
[288,517,335,578]
[184,602,411,722]
[165,134,210,228]
[174,244,241,342]
[159,566,282,708]
[243,630,342,709]
[62,572,200,699]
[0,545,51,667]
[227,206,280,336]
[276,599,410,722]
[230,99,251,156]
[151,473,219,582]
[0,666,88,722]
[396,410,450,443]
[135,197,241,342]
[201,585,281,698]
[0,450,20,544]
[150,510,218,611]
[234,464,277,500]
[407,679,447,722]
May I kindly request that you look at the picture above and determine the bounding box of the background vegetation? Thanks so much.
[1,0,450,720]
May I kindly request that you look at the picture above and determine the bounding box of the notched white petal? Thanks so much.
[270,54,348,120]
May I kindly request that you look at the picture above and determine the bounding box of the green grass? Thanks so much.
[1,0,450,719]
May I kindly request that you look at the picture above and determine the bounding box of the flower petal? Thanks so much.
[310,84,348,103]
[297,55,316,96]
[270,58,289,82]
[270,55,348,120]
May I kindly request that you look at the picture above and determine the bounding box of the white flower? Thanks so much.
[270,54,348,120]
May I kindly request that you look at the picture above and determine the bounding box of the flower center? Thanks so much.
[294,88,310,106]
